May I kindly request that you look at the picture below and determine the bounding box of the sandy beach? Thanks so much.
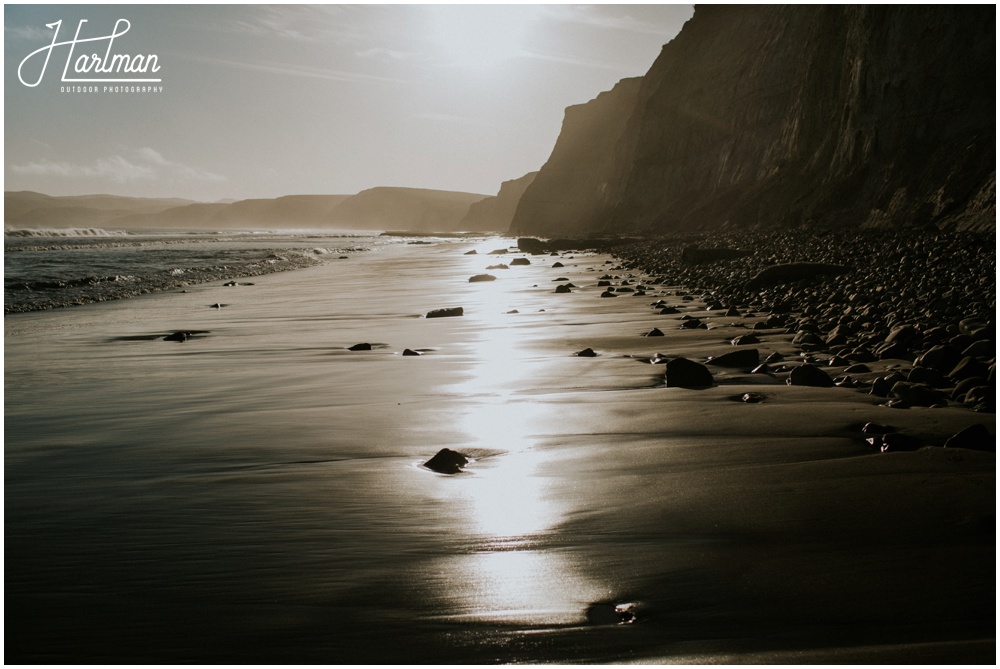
[5,238,994,663]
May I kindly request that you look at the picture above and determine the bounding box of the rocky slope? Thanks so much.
[459,171,537,232]
[510,5,995,236]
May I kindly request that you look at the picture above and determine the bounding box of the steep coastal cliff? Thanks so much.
[510,5,995,236]
[459,171,537,232]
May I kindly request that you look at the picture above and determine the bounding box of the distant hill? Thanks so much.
[5,188,494,232]
[4,191,195,228]
[460,172,537,232]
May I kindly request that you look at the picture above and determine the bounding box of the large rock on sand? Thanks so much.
[746,263,848,288]
[426,307,464,318]
[665,357,714,388]
[423,448,469,474]
[517,238,549,254]
[706,348,760,368]
[787,363,835,387]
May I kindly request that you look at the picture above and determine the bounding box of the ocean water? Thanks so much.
[4,227,382,313]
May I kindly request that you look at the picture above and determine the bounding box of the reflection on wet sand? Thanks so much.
[435,265,604,626]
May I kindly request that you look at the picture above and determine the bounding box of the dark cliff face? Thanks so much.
[512,5,995,236]
[509,78,642,235]
[460,171,537,232]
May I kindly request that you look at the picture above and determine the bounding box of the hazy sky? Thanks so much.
[5,4,693,201]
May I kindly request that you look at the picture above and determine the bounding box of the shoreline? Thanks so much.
[5,235,994,663]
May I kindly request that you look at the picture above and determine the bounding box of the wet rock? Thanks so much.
[554,284,572,294]
[962,340,994,358]
[664,357,713,388]
[348,343,373,351]
[750,363,772,374]
[510,257,531,266]
[877,432,923,453]
[944,423,994,451]
[517,238,549,254]
[680,318,704,329]
[862,422,895,434]
[885,324,919,345]
[463,249,478,255]
[764,351,785,363]
[792,331,825,348]
[906,366,947,387]
[163,331,191,342]
[740,392,767,403]
[402,349,423,356]
[915,344,964,374]
[485,263,509,270]
[489,248,509,255]
[745,263,848,288]
[645,328,665,337]
[952,376,988,400]
[586,601,642,625]
[948,356,990,382]
[706,348,760,368]
[426,307,464,318]
[600,290,618,298]
[659,307,681,314]
[576,347,598,357]
[787,364,835,387]
[469,274,497,282]
[731,334,760,345]
[844,363,871,373]
[423,448,469,474]
[890,381,947,407]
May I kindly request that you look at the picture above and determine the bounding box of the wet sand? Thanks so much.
[5,238,994,663]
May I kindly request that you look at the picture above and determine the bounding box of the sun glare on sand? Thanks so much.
[440,257,604,624]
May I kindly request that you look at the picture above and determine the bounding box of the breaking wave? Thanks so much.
[5,227,130,238]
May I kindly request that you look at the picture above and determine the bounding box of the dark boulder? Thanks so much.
[746,263,848,289]
[426,307,464,318]
[576,347,598,357]
[877,432,923,453]
[944,423,994,451]
[402,348,423,356]
[949,356,990,382]
[645,328,665,337]
[554,284,572,294]
[348,343,373,351]
[517,238,549,254]
[163,331,191,342]
[731,334,760,345]
[664,357,714,388]
[510,257,531,266]
[423,448,469,474]
[706,348,760,368]
[469,274,497,283]
[787,364,835,387]
[915,344,963,374]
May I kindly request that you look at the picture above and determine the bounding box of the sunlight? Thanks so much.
[423,5,544,70]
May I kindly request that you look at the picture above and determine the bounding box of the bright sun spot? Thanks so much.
[423,5,543,69]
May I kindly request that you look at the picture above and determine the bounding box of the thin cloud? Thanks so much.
[180,53,410,85]
[355,47,411,61]
[4,24,56,41]
[9,149,225,185]
[541,5,692,36]
[515,49,621,72]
